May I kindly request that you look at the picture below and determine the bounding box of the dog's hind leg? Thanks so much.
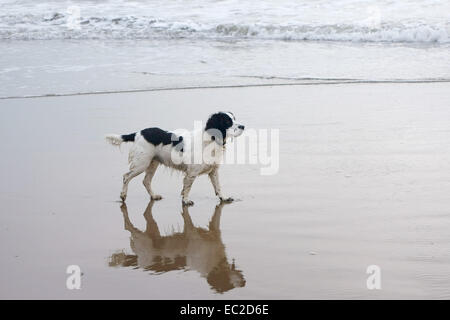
[120,167,146,201]
[120,144,153,202]
[143,160,162,200]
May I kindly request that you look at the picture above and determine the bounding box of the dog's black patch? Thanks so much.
[205,112,233,145]
[140,127,184,150]
[121,132,136,142]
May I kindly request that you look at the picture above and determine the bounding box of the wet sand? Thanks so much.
[1,82,450,299]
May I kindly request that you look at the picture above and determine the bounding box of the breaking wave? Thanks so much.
[0,0,449,44]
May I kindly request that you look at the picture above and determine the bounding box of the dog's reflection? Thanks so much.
[109,201,246,293]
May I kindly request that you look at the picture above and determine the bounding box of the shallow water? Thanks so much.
[2,1,449,98]
[1,83,449,299]
[1,39,450,98]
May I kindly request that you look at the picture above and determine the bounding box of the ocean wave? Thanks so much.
[1,15,449,44]
[213,22,450,43]
[1,0,449,44]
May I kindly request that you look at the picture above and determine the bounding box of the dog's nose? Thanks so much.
[238,125,245,130]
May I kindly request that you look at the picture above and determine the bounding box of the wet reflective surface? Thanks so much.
[1,84,450,299]
[110,201,246,293]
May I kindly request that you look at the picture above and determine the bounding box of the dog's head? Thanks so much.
[205,112,245,145]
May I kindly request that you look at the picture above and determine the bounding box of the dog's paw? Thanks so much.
[220,196,234,203]
[182,199,194,206]
[151,195,163,201]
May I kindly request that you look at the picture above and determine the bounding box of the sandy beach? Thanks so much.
[1,82,449,299]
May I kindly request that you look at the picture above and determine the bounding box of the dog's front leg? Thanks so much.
[181,174,196,206]
[208,169,233,203]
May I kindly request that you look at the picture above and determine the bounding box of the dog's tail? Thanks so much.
[105,133,136,146]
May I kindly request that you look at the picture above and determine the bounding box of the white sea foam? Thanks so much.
[0,0,449,43]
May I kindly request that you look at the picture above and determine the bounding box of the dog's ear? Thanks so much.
[205,112,233,145]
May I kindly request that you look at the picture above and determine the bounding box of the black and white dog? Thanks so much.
[106,112,244,205]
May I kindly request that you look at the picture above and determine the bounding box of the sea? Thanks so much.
[1,0,449,98]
